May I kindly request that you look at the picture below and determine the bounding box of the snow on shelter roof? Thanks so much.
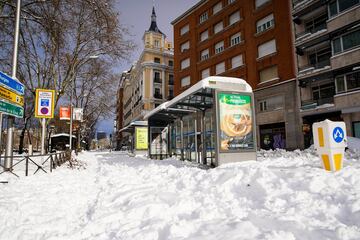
[51,133,76,139]
[144,77,252,120]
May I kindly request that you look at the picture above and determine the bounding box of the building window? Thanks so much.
[228,0,236,4]
[200,30,209,42]
[215,41,224,54]
[216,62,225,75]
[335,71,360,93]
[181,58,190,70]
[258,39,276,58]
[200,12,208,24]
[230,32,241,46]
[213,2,222,14]
[259,100,267,111]
[229,11,240,25]
[312,83,335,102]
[332,29,360,55]
[201,68,210,79]
[256,14,274,33]
[180,24,189,35]
[169,87,174,99]
[329,0,360,17]
[154,87,162,99]
[214,21,223,34]
[168,60,173,67]
[169,74,174,85]
[181,76,190,87]
[304,13,327,34]
[353,121,360,138]
[201,49,210,61]
[259,65,278,83]
[154,40,160,48]
[154,57,160,63]
[154,71,161,83]
[308,48,331,67]
[181,41,190,52]
[255,0,270,8]
[231,54,243,68]
[259,95,283,112]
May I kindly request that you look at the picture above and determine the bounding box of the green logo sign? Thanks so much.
[0,100,24,118]
[219,93,251,105]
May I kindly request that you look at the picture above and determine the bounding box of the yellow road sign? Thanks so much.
[0,85,24,106]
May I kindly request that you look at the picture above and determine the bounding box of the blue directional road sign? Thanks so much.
[333,127,345,143]
[0,71,25,95]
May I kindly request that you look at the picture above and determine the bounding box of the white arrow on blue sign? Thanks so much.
[0,71,25,95]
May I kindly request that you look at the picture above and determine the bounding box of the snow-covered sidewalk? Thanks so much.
[1,149,360,240]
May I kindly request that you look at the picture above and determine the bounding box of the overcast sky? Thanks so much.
[97,0,199,135]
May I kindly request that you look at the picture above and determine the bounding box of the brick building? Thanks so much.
[172,0,302,150]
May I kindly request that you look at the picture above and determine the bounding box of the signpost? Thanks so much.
[0,85,24,106]
[0,71,25,95]
[0,100,24,118]
[35,89,55,155]
[59,106,71,120]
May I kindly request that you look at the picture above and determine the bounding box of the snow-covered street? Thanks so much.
[1,149,360,240]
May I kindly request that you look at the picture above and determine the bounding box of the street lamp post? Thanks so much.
[4,0,21,170]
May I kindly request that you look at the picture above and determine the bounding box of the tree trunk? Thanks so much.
[18,117,30,154]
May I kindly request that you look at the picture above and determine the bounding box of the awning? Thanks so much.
[144,76,251,124]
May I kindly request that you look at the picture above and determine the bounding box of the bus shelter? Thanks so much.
[144,77,257,167]
[118,121,148,156]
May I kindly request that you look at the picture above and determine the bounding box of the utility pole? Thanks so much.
[4,0,21,170]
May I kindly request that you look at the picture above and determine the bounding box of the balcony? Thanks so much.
[301,97,334,110]
[296,23,327,39]
[154,93,163,99]
[327,4,360,32]
[331,47,360,70]
[154,78,162,84]
[298,59,331,72]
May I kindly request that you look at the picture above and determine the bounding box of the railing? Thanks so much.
[295,24,327,39]
[298,59,330,72]
[154,93,163,99]
[154,78,162,83]
[0,151,69,178]
[301,97,334,109]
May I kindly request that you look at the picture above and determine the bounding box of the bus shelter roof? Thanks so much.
[119,121,148,133]
[144,77,251,123]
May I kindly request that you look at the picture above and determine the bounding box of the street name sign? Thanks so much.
[35,89,55,118]
[0,85,24,106]
[0,100,24,118]
[0,70,25,95]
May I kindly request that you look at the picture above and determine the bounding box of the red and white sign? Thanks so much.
[59,106,71,120]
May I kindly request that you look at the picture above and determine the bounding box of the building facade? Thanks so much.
[116,7,174,147]
[293,0,360,148]
[172,0,302,150]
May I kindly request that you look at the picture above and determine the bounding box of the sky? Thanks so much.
[97,0,199,135]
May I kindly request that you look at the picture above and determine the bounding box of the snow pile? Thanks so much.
[0,149,360,240]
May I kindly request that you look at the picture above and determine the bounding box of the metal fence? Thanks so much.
[0,151,69,178]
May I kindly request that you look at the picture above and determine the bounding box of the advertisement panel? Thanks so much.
[35,89,55,118]
[217,92,254,152]
[135,127,148,150]
[73,108,83,121]
[59,106,71,120]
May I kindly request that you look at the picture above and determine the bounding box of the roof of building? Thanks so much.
[148,6,164,35]
[171,0,207,25]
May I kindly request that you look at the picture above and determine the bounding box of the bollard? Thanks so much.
[313,119,347,172]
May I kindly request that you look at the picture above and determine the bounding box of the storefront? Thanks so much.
[144,77,256,167]
[259,122,286,150]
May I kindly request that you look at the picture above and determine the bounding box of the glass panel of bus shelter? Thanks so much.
[183,115,196,162]
[150,127,162,159]
[161,127,168,158]
[205,110,215,165]
[175,120,182,158]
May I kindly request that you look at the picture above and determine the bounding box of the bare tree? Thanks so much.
[0,0,134,153]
